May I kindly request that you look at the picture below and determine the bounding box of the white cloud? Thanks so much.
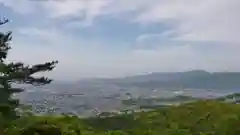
[0,0,38,14]
[1,0,240,80]
[41,0,240,44]
[41,0,112,26]
[17,27,63,42]
[7,27,103,80]
[8,27,240,80]
[133,0,240,43]
[3,0,239,43]
[136,30,177,44]
[0,0,152,26]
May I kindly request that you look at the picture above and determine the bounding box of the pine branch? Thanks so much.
[0,18,9,25]
[0,88,24,93]
[11,76,53,86]
[27,61,58,75]
[5,61,58,75]
[0,17,58,121]
[0,61,57,86]
[24,76,52,86]
[0,32,12,61]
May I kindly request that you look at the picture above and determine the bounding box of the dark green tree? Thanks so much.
[0,17,58,122]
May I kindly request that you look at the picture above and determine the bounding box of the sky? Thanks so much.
[0,0,240,81]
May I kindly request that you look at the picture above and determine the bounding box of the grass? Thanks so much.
[3,100,240,135]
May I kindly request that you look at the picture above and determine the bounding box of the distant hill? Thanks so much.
[78,70,240,90]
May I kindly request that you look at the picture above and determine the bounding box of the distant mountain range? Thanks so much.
[76,70,240,90]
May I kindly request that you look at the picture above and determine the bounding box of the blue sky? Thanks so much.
[0,0,240,80]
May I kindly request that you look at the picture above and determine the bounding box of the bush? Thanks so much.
[3,100,240,135]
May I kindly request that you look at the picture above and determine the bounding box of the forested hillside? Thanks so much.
[3,100,240,135]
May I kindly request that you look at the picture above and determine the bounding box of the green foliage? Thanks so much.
[3,100,240,135]
[217,93,240,101]
[0,17,58,127]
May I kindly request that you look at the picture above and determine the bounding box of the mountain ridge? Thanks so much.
[75,70,240,90]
